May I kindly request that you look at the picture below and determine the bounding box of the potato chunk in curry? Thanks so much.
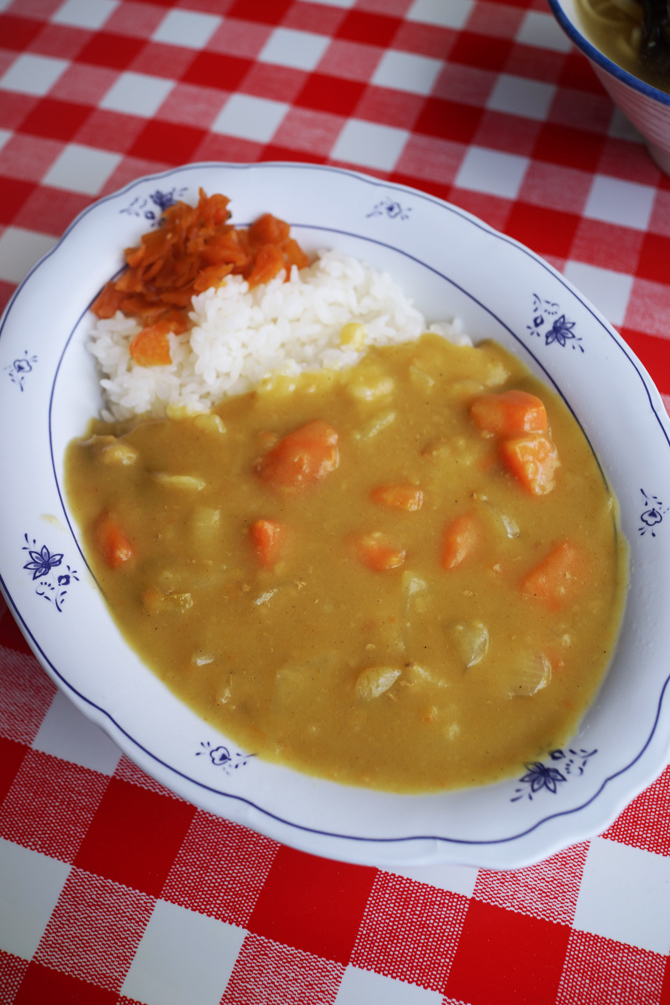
[65,335,627,793]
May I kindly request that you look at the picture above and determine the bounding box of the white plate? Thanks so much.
[1,162,669,870]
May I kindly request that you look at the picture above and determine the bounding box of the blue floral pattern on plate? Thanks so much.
[367,197,412,221]
[639,489,668,537]
[527,294,583,352]
[22,534,79,612]
[120,187,188,227]
[511,748,597,802]
[5,350,37,391]
[196,740,254,775]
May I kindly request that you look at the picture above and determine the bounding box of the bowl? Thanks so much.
[548,0,670,174]
[1,161,669,870]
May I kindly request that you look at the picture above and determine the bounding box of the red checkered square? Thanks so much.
[414,97,484,144]
[74,776,195,896]
[474,110,541,156]
[0,175,37,225]
[207,17,271,59]
[598,137,662,185]
[129,40,199,80]
[474,842,588,925]
[648,189,670,237]
[101,155,176,197]
[467,1,526,40]
[128,119,207,164]
[571,219,645,274]
[0,950,28,1005]
[239,62,307,103]
[0,133,64,183]
[601,765,670,857]
[76,32,146,70]
[182,50,252,91]
[532,121,606,173]
[153,81,225,128]
[355,87,424,131]
[394,20,458,60]
[506,201,581,259]
[505,43,566,85]
[557,50,606,93]
[0,748,108,861]
[0,14,43,51]
[33,868,153,992]
[318,39,384,83]
[294,72,365,117]
[272,106,348,157]
[519,159,592,213]
[556,930,666,1005]
[0,644,56,743]
[73,108,147,153]
[248,846,376,965]
[104,2,168,39]
[26,23,91,61]
[445,899,571,1004]
[19,97,91,141]
[449,31,513,73]
[0,280,14,314]
[621,328,670,396]
[227,0,292,27]
[548,86,612,133]
[0,735,28,806]
[14,962,117,1005]
[50,63,119,105]
[432,62,495,107]
[351,871,469,991]
[162,810,278,927]
[282,1,347,36]
[395,134,466,186]
[336,10,401,48]
[221,933,344,1005]
[636,232,670,285]
[0,92,37,130]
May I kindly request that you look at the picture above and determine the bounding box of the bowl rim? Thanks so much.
[547,0,670,108]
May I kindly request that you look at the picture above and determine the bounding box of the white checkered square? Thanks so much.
[563,260,634,327]
[487,74,556,122]
[372,51,443,97]
[584,175,656,231]
[33,690,122,776]
[0,54,69,97]
[335,965,443,1004]
[100,71,174,118]
[0,839,70,960]
[516,10,572,52]
[0,129,11,152]
[608,108,644,142]
[42,143,121,195]
[0,228,57,284]
[573,837,670,955]
[211,94,289,142]
[454,146,528,199]
[331,119,409,171]
[52,0,118,30]
[258,28,330,71]
[152,10,222,50]
[122,900,246,1005]
[407,0,474,29]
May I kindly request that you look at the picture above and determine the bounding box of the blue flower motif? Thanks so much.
[641,508,662,527]
[638,489,668,537]
[209,745,231,767]
[519,761,566,794]
[23,545,63,581]
[545,315,577,347]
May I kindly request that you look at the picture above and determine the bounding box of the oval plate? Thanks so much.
[1,162,669,869]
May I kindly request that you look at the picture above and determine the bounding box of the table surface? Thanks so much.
[1,1,670,1003]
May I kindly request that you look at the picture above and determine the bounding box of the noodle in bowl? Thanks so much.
[548,0,670,174]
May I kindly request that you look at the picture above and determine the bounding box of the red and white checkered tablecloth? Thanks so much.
[1,1,670,1003]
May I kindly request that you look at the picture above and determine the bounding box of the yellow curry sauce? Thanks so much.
[65,334,627,793]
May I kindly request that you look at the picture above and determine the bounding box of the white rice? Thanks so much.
[89,248,470,422]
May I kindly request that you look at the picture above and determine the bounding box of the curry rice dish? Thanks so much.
[65,195,628,794]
